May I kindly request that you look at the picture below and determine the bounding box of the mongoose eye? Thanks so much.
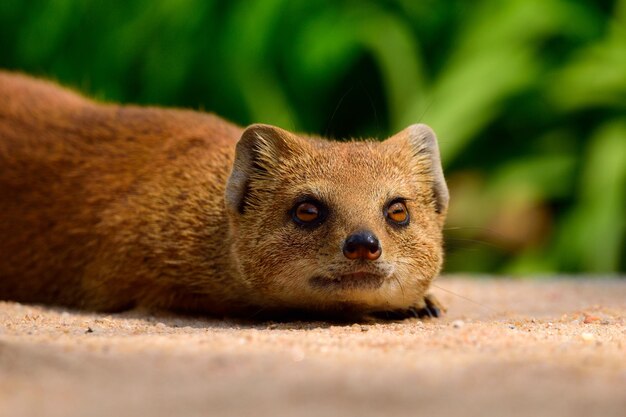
[293,201,322,225]
[386,201,410,225]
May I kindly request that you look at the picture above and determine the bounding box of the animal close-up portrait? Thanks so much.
[0,1,624,417]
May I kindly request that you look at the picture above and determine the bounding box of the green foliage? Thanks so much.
[1,0,624,273]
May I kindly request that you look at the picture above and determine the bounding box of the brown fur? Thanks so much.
[0,72,448,318]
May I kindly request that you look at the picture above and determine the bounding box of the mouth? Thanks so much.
[309,272,385,291]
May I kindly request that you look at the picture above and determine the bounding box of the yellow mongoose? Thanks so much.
[0,72,448,319]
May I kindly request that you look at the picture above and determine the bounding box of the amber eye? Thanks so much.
[386,201,409,225]
[293,202,321,224]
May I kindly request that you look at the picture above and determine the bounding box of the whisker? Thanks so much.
[325,85,354,137]
[444,226,498,232]
[444,226,510,242]
[444,238,503,249]
[429,282,499,314]
[417,97,436,124]
[246,306,269,320]
[393,275,406,302]
[359,80,380,133]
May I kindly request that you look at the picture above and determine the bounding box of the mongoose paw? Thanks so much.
[412,293,446,318]
[371,293,446,320]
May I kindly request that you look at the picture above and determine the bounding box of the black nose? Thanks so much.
[343,230,382,261]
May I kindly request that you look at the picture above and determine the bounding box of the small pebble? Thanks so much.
[580,332,595,342]
[452,320,465,329]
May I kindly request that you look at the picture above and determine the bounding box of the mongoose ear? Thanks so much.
[387,124,449,214]
[225,124,301,215]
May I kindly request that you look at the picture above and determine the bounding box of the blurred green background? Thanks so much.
[1,0,625,274]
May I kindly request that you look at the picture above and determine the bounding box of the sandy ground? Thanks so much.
[0,276,625,417]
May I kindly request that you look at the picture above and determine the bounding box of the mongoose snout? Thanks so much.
[342,230,382,261]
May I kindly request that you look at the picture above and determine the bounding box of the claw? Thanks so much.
[417,293,446,318]
[370,293,446,320]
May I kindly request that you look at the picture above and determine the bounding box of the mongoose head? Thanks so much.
[225,124,448,315]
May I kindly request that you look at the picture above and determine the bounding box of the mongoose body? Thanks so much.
[0,72,448,319]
